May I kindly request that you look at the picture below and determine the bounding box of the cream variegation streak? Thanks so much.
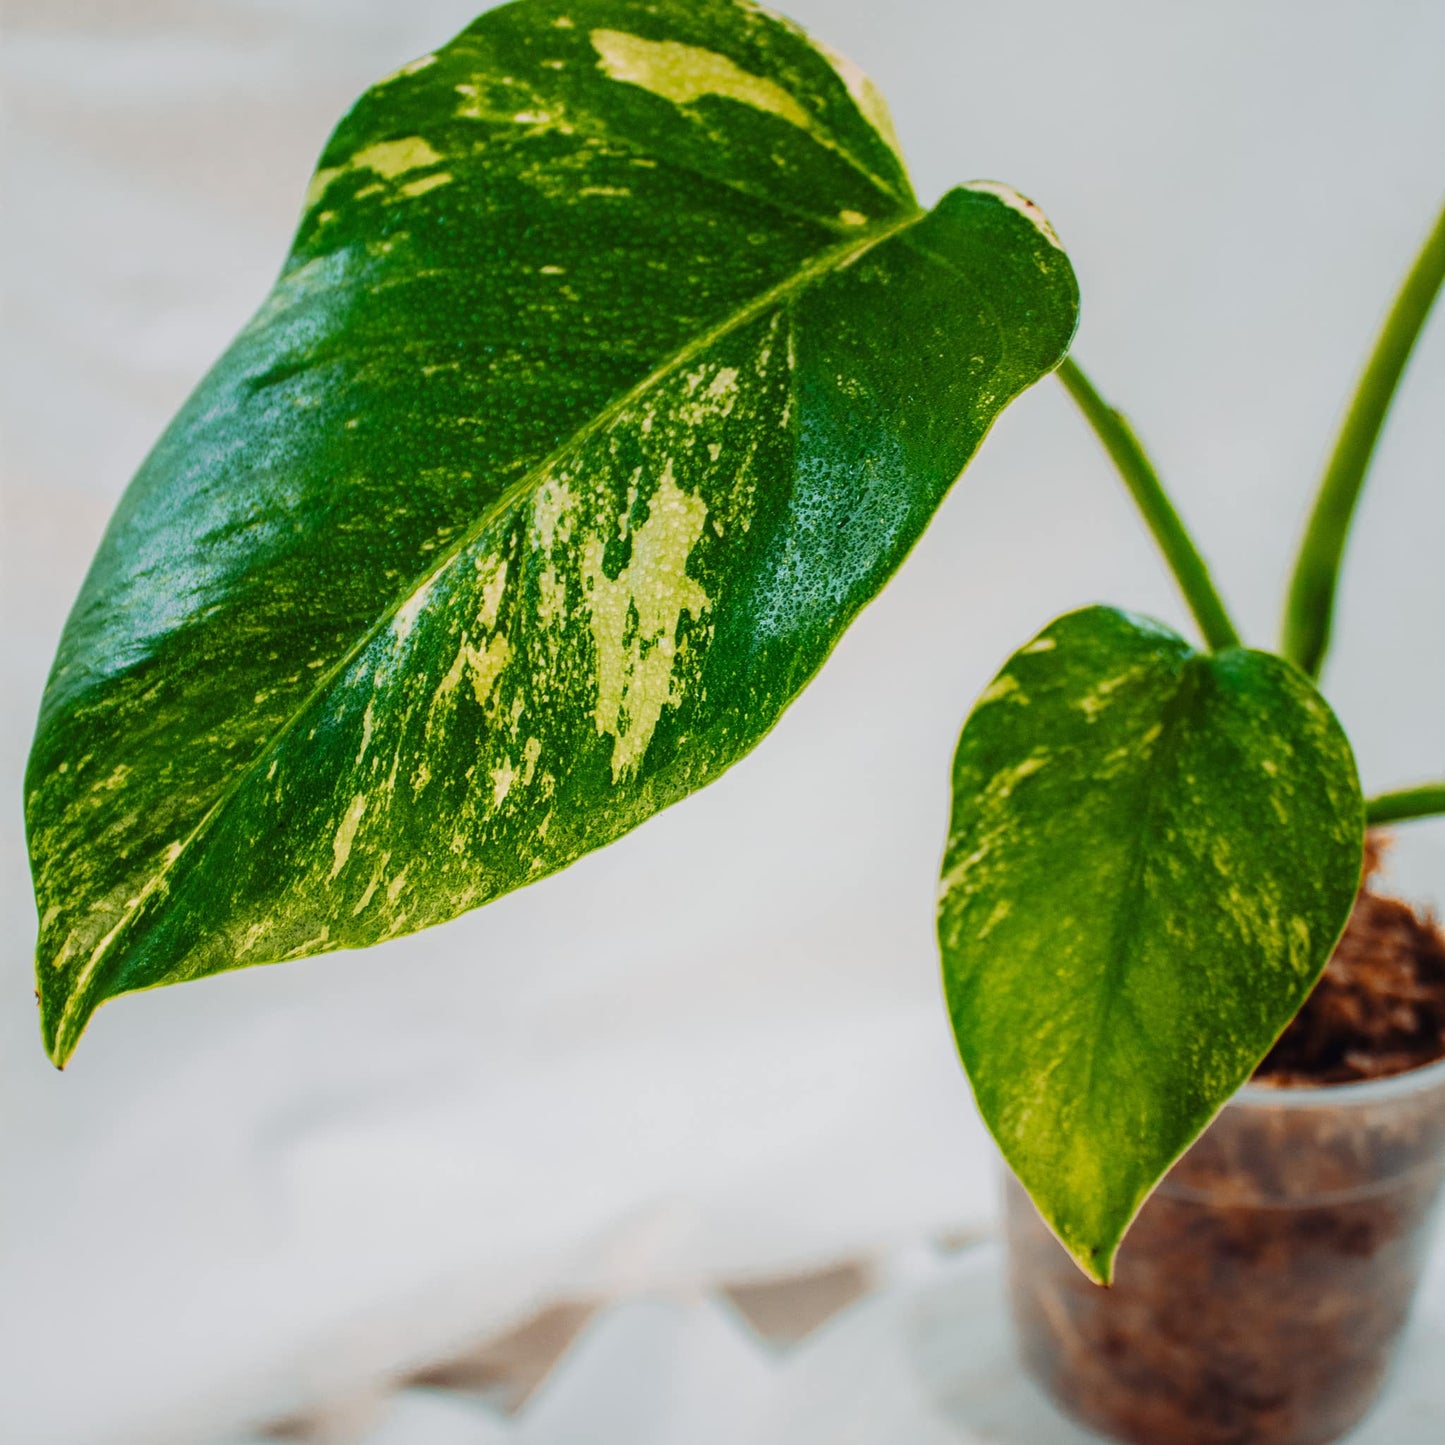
[582,460,710,781]
[306,136,446,211]
[27,0,1079,1063]
[591,28,812,129]
[376,52,440,87]
[352,136,444,179]
[809,38,906,167]
[330,793,368,880]
[305,167,343,210]
[400,172,454,198]
[963,181,1064,251]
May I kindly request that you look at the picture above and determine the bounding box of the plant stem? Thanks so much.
[1281,200,1445,679]
[1365,784,1445,827]
[1057,357,1242,652]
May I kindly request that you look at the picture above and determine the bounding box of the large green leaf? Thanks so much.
[937,607,1363,1282]
[26,0,1078,1063]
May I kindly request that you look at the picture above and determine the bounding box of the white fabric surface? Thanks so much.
[3,3,1445,1442]
[217,1231,1445,1444]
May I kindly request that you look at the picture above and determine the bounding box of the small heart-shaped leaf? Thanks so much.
[937,607,1363,1281]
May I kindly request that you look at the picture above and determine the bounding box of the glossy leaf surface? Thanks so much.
[937,608,1363,1281]
[26,0,1078,1062]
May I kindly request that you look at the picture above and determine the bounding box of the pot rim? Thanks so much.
[1236,1050,1445,1109]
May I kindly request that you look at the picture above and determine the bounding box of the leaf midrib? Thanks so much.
[1074,650,1201,1183]
[50,204,927,1061]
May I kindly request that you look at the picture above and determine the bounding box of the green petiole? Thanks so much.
[1364,784,1445,827]
[1056,357,1242,654]
[1281,200,1445,680]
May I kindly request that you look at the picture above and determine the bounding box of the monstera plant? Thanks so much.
[23,0,1445,1311]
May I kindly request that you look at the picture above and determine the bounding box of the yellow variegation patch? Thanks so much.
[591,29,813,129]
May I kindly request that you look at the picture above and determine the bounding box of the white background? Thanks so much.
[3,2,1444,1441]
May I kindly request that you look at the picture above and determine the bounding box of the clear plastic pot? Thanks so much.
[1006,1055,1445,1445]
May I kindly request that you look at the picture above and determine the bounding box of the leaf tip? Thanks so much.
[41,1012,76,1070]
[38,975,92,1071]
[1072,1240,1118,1288]
[1043,1201,1123,1287]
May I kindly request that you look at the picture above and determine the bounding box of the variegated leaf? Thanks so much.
[937,607,1364,1282]
[27,0,1077,1063]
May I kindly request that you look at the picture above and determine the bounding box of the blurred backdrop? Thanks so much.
[3,2,1444,1441]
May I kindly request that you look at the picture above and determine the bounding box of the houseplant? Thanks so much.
[21,0,1445,1438]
